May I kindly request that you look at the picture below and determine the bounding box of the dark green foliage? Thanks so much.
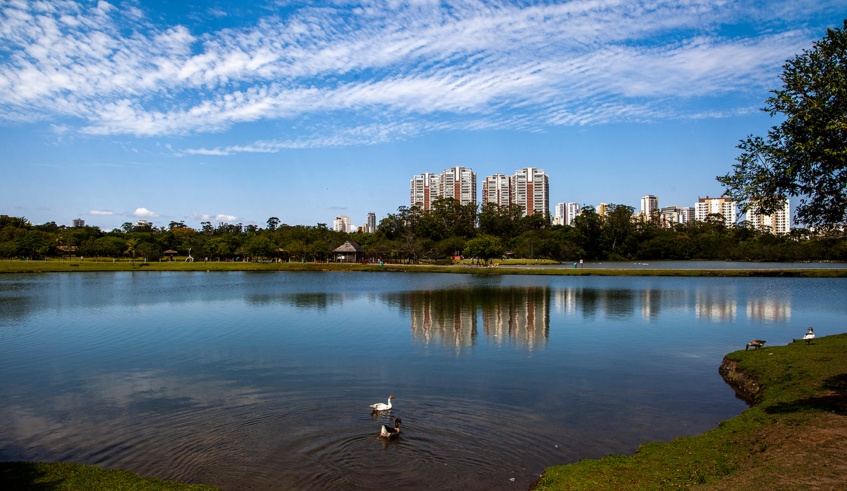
[1,204,846,261]
[719,20,847,227]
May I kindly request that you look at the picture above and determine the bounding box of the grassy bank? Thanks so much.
[532,333,847,490]
[1,259,846,277]
[0,461,220,490]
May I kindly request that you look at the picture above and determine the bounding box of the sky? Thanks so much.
[1,0,846,230]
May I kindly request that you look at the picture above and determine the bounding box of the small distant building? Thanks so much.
[134,219,150,227]
[641,195,659,216]
[695,196,737,227]
[367,212,376,233]
[332,240,366,263]
[661,206,695,227]
[747,198,791,235]
[72,218,85,227]
[333,215,351,233]
[565,202,580,226]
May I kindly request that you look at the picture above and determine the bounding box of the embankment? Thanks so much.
[532,333,847,490]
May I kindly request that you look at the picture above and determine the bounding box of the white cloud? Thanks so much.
[189,211,238,222]
[0,0,839,141]
[132,207,160,218]
[88,209,116,215]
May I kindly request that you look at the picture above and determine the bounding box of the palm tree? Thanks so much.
[125,238,139,259]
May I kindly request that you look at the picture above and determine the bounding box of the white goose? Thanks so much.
[803,327,815,344]
[370,395,395,411]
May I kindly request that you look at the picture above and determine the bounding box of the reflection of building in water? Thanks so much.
[747,299,791,322]
[409,291,477,352]
[641,289,659,321]
[695,290,737,321]
[481,287,550,350]
[404,287,549,351]
[553,288,576,315]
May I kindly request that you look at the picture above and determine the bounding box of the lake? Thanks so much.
[1,272,845,490]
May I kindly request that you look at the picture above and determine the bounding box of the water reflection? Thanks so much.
[747,298,791,322]
[385,287,550,351]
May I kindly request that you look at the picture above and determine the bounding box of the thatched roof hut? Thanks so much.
[332,241,366,263]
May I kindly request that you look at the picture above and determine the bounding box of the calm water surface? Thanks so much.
[1,272,845,490]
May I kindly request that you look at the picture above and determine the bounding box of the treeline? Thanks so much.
[2,198,846,262]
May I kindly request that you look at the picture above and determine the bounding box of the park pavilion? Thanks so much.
[332,241,366,263]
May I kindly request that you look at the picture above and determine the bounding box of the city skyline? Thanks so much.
[2,1,845,229]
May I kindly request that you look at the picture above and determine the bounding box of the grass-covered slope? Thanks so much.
[0,462,220,491]
[532,333,847,490]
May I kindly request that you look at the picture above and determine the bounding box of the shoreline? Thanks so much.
[532,333,847,490]
[2,337,845,490]
[1,261,846,277]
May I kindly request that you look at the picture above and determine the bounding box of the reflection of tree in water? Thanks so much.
[245,293,347,311]
[385,287,551,351]
[0,295,32,328]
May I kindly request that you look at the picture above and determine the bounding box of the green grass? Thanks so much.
[1,258,845,277]
[0,462,220,491]
[532,333,847,490]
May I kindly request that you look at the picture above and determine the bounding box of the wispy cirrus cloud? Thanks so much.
[0,0,839,145]
[88,209,117,216]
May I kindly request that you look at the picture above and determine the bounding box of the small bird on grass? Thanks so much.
[746,340,767,350]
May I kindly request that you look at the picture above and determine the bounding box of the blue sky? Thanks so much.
[1,0,846,230]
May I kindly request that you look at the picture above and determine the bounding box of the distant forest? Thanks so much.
[2,198,846,262]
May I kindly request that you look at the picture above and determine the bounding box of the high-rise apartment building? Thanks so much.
[598,203,609,219]
[438,166,477,206]
[410,172,439,210]
[641,195,659,217]
[695,196,737,227]
[661,206,695,227]
[366,212,376,233]
[747,198,791,235]
[333,215,351,233]
[72,218,85,227]
[565,202,580,226]
[510,167,548,217]
[555,203,565,219]
[482,173,511,208]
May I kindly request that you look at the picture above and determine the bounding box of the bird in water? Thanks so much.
[370,395,395,411]
[378,418,401,439]
[803,327,815,344]
[746,339,767,350]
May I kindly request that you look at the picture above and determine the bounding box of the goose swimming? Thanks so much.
[370,395,395,411]
[378,418,402,439]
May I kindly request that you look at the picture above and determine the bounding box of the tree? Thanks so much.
[718,21,847,228]
[463,234,503,261]
[267,217,280,232]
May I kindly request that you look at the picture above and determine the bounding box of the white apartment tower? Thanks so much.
[695,196,738,227]
[438,166,477,206]
[641,195,659,217]
[511,167,549,217]
[747,198,791,235]
[333,215,351,233]
[410,172,439,210]
[661,206,695,227]
[555,203,566,219]
[482,174,511,208]
[366,212,376,233]
[565,203,580,226]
